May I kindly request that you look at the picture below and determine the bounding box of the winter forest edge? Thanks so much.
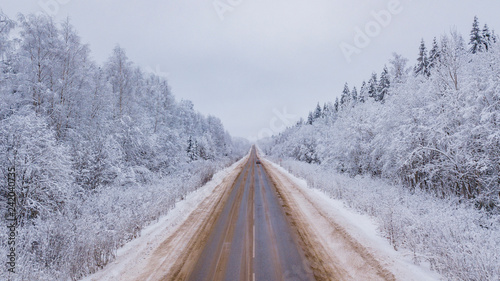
[0,12,249,280]
[263,16,500,208]
[259,16,500,280]
[0,8,500,281]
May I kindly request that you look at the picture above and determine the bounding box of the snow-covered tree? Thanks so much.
[469,16,485,54]
[265,29,500,208]
[106,45,133,119]
[438,31,466,91]
[359,81,367,103]
[368,73,378,100]
[377,66,390,102]
[0,12,16,120]
[414,39,429,76]
[0,13,247,280]
[313,103,322,119]
[321,103,330,118]
[340,83,351,107]
[18,14,62,114]
[0,113,75,224]
[351,86,358,104]
[0,11,15,60]
[389,53,409,84]
[482,24,492,51]
[428,37,440,71]
[306,111,314,125]
[261,19,500,281]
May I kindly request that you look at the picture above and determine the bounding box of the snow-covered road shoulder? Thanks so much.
[81,155,249,281]
[262,158,442,281]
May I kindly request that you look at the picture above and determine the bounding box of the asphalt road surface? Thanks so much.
[85,147,416,281]
[187,148,314,281]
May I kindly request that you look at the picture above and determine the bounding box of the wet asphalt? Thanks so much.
[187,148,314,281]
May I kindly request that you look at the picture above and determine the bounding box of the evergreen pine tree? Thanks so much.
[483,24,491,51]
[187,136,192,156]
[334,98,339,112]
[313,103,322,119]
[194,140,203,160]
[187,136,197,161]
[307,112,314,125]
[428,37,440,71]
[340,83,351,106]
[368,73,378,100]
[322,103,329,118]
[414,39,429,76]
[469,16,484,54]
[359,81,367,103]
[296,117,304,126]
[378,66,390,102]
[351,86,358,104]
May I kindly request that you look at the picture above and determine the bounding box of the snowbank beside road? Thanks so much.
[269,158,499,281]
[81,155,248,281]
[262,158,442,281]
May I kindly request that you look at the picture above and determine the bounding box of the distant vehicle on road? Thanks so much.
[256,159,261,164]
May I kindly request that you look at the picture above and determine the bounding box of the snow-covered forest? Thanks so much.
[260,16,500,280]
[0,12,248,280]
[264,16,500,208]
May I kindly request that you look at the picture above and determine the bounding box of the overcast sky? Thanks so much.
[2,0,500,140]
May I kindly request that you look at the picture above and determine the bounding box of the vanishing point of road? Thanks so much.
[187,147,314,281]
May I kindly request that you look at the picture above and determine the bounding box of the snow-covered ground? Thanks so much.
[270,158,500,281]
[83,151,450,281]
[81,155,249,281]
[263,158,442,281]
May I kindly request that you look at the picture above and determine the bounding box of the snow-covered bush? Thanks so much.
[264,27,500,208]
[276,159,500,281]
[0,113,75,224]
[0,12,249,280]
[260,19,500,281]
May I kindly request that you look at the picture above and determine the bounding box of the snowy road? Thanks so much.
[186,147,313,280]
[83,147,439,281]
